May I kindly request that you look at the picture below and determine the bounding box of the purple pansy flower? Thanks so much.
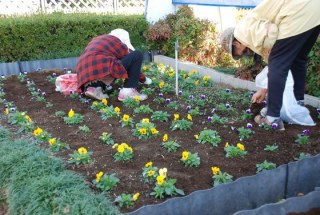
[189,95,194,100]
[85,100,89,105]
[70,90,74,94]
[159,93,163,97]
[271,122,278,129]
[200,94,206,100]
[178,90,182,96]
[246,123,253,129]
[225,103,231,109]
[226,88,231,93]
[10,107,16,112]
[186,105,191,112]
[302,129,311,135]
[245,108,251,114]
[165,98,171,104]
[207,116,212,122]
[41,92,46,97]
[317,108,320,114]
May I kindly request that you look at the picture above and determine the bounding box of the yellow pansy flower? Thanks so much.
[182,151,189,161]
[225,142,229,148]
[96,171,104,182]
[101,98,108,106]
[134,96,140,102]
[49,138,56,145]
[148,170,155,177]
[188,69,198,76]
[25,115,32,122]
[121,143,129,148]
[4,108,9,115]
[93,101,99,106]
[127,146,133,153]
[194,80,199,86]
[237,143,245,151]
[150,128,159,135]
[139,128,147,135]
[159,81,164,89]
[114,107,120,113]
[187,114,192,121]
[203,75,210,81]
[33,127,43,137]
[145,161,153,168]
[169,72,175,77]
[156,175,165,186]
[158,63,164,69]
[142,65,147,71]
[78,147,88,154]
[142,118,150,123]
[163,134,168,142]
[194,134,199,140]
[68,109,74,118]
[122,114,130,122]
[174,114,179,120]
[211,167,220,175]
[133,192,140,202]
[117,145,125,153]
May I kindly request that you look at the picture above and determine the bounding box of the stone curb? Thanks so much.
[154,55,320,108]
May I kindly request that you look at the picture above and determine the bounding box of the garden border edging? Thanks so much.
[154,55,320,108]
[128,154,320,215]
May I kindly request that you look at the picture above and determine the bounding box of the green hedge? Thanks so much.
[0,13,148,63]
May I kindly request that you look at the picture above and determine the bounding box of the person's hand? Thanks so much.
[251,89,267,103]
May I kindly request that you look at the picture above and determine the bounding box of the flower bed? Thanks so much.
[0,63,319,213]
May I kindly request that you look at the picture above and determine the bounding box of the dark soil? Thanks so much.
[288,208,320,215]
[0,68,319,213]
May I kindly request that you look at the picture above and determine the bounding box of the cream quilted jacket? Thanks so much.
[234,0,320,59]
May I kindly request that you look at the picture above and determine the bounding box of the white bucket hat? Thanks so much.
[109,28,135,51]
[220,27,238,59]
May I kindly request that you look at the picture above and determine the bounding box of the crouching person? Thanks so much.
[76,28,151,101]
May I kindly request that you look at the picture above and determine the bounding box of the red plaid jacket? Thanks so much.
[76,34,129,89]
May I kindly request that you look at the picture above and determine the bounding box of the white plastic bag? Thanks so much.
[255,67,316,126]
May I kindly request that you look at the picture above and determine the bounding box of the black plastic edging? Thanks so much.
[128,155,320,215]
[0,53,153,77]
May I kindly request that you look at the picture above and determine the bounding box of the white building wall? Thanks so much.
[146,0,176,24]
[146,0,237,32]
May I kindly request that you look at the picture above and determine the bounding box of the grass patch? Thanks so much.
[0,128,119,215]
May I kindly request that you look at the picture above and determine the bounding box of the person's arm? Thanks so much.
[251,88,267,103]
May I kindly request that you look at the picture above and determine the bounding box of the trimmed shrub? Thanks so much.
[0,13,148,62]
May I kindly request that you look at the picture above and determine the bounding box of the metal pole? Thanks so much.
[218,7,223,33]
[175,40,179,96]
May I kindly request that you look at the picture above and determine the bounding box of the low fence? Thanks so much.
[0,0,145,16]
